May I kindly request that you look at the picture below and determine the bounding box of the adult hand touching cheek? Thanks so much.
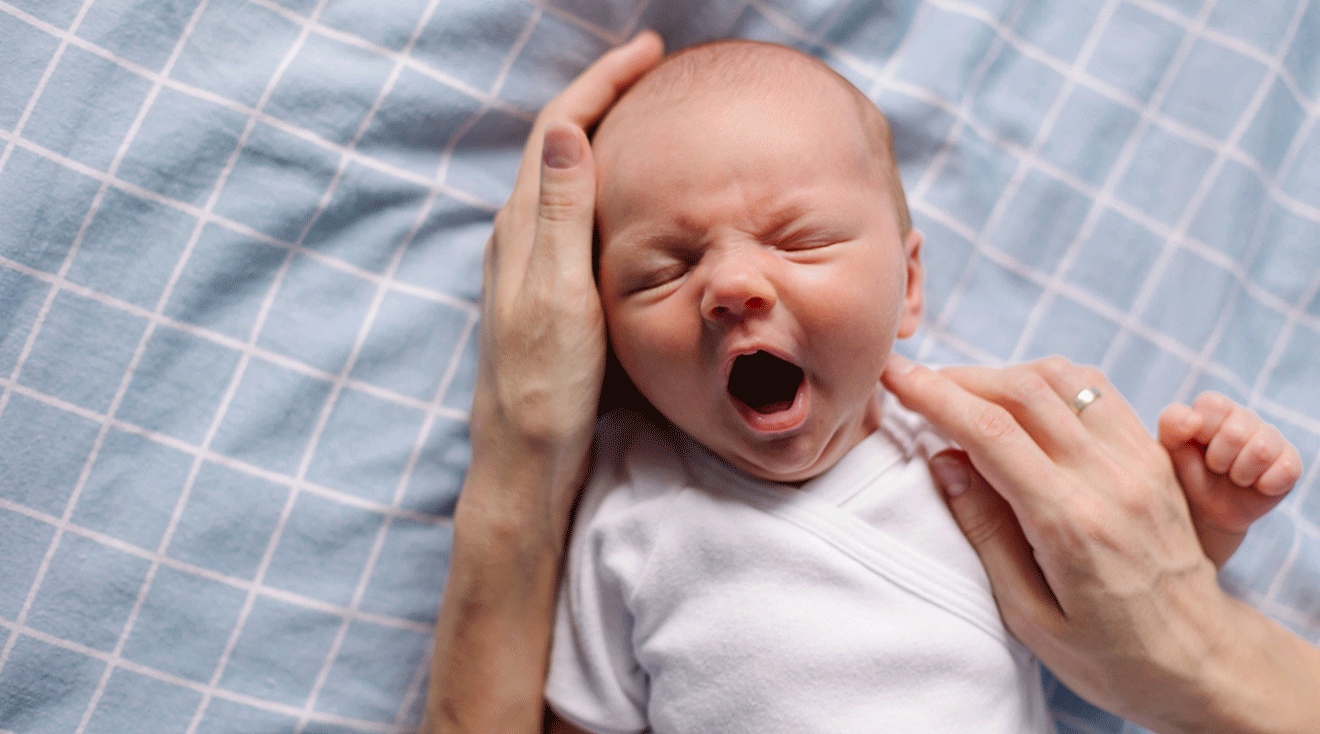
[425,32,663,734]
[882,355,1320,734]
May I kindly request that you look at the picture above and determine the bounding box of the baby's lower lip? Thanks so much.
[731,380,809,434]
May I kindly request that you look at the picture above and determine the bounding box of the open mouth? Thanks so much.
[727,351,805,414]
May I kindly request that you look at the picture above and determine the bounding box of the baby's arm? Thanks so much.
[1158,392,1303,569]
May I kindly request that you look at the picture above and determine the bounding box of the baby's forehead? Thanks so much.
[614,41,857,119]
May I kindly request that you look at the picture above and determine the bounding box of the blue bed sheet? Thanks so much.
[0,1,1316,732]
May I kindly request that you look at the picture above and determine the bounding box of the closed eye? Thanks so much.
[775,230,846,252]
[626,261,690,295]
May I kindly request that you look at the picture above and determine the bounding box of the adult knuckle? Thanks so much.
[1077,363,1106,387]
[1036,355,1073,380]
[1006,369,1052,404]
[971,403,1018,442]
[538,184,586,225]
[959,501,1008,548]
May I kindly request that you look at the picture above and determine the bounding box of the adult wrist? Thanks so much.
[1161,595,1320,734]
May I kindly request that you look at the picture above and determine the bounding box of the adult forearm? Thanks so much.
[1176,598,1320,734]
[423,447,587,734]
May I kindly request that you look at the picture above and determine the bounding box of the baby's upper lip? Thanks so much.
[720,342,802,383]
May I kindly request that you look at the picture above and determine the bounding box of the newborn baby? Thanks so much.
[543,39,1296,734]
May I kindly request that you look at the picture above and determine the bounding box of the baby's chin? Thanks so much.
[709,388,887,487]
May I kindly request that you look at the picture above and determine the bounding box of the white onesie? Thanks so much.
[546,397,1055,734]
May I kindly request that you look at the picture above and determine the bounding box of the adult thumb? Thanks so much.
[537,122,594,233]
[928,450,1063,629]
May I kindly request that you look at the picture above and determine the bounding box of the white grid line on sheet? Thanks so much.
[158,2,386,729]
[742,0,935,102]
[912,0,1320,226]
[1262,523,1309,616]
[289,0,517,725]
[0,0,89,178]
[1246,99,1320,408]
[954,0,1126,363]
[918,0,1128,363]
[246,0,539,121]
[863,0,939,99]
[1020,0,1214,373]
[0,0,521,209]
[910,198,1320,441]
[1098,0,1294,371]
[0,496,437,636]
[1173,0,1316,406]
[920,0,1320,225]
[915,0,1228,370]
[1059,0,1279,378]
[394,640,435,730]
[0,130,486,315]
[1126,0,1320,111]
[0,254,470,419]
[1286,444,1320,554]
[0,375,453,526]
[46,1,353,729]
[617,0,657,43]
[527,0,625,46]
[375,3,550,717]
[903,0,1050,362]
[0,129,488,310]
[434,3,543,187]
[0,0,170,686]
[0,616,413,734]
[901,0,1031,357]
[56,8,223,729]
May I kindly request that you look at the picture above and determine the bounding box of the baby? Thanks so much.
[544,40,1301,734]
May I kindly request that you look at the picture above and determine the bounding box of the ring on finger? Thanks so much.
[1071,386,1102,415]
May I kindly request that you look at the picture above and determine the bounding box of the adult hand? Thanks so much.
[469,30,664,538]
[428,32,663,734]
[882,355,1320,734]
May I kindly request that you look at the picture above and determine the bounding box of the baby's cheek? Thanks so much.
[610,312,690,381]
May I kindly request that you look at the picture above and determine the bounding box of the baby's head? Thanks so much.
[593,40,923,484]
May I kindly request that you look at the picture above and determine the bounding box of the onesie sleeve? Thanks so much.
[545,414,675,734]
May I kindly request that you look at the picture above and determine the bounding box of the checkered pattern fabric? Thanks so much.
[0,1,1315,732]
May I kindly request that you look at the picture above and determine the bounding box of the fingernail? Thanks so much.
[931,456,970,498]
[886,353,915,377]
[543,123,581,169]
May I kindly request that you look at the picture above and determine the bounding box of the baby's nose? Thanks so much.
[702,264,776,322]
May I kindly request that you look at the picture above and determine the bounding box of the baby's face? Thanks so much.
[594,74,923,484]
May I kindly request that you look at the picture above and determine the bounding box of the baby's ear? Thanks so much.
[897,227,924,338]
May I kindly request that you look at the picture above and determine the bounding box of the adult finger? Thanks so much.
[525,122,597,285]
[882,355,1061,520]
[928,451,1064,641]
[508,31,663,212]
[937,362,1090,462]
[1030,357,1149,450]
